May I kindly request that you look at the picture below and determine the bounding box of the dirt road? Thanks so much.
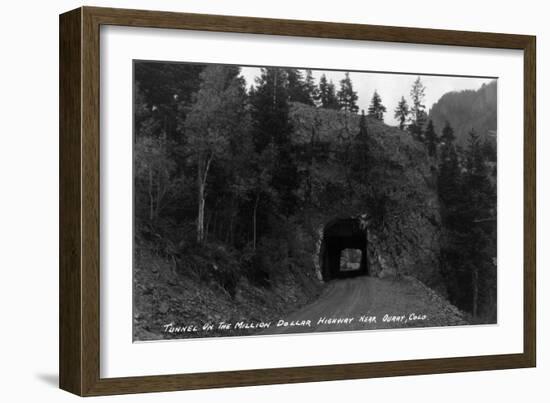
[263,276,467,335]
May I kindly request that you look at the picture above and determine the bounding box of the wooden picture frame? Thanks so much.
[59,6,536,396]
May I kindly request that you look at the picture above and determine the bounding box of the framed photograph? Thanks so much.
[59,6,536,396]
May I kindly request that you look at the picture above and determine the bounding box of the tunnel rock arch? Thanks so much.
[319,216,369,281]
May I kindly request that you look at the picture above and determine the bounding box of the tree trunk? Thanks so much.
[197,180,205,243]
[196,153,213,244]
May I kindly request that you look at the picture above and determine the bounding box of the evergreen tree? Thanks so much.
[250,68,291,151]
[465,129,490,194]
[481,138,497,163]
[440,120,456,144]
[318,74,339,109]
[462,128,496,318]
[409,76,427,141]
[394,96,410,131]
[437,124,496,319]
[437,120,464,310]
[367,90,387,121]
[438,134,460,208]
[424,119,438,157]
[286,68,314,105]
[358,109,368,140]
[337,72,359,113]
[136,62,204,141]
[249,67,298,214]
[304,69,319,106]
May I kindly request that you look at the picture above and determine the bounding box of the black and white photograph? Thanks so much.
[132,61,497,341]
[0,0,544,399]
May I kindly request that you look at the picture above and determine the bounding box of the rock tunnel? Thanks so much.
[320,217,369,281]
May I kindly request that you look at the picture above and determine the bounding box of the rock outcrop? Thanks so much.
[428,80,497,146]
[290,103,444,292]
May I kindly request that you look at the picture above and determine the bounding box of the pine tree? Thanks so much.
[409,76,427,141]
[367,90,387,121]
[358,109,368,140]
[462,128,496,318]
[286,68,315,105]
[465,129,489,189]
[440,120,456,145]
[424,119,438,157]
[304,69,319,106]
[438,141,460,207]
[136,62,204,141]
[249,67,298,214]
[437,121,461,222]
[318,74,339,109]
[394,96,410,131]
[437,124,496,318]
[337,72,359,113]
[250,68,291,150]
[437,119,463,311]
[481,138,497,163]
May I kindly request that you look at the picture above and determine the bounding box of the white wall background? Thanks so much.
[0,0,546,401]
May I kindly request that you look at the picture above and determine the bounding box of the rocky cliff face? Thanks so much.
[428,80,497,146]
[290,103,444,292]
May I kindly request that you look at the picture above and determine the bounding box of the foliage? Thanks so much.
[408,76,428,141]
[424,120,438,157]
[184,65,249,243]
[367,90,387,121]
[437,124,497,320]
[286,68,316,106]
[249,67,299,215]
[337,72,359,113]
[318,74,340,110]
[394,96,410,131]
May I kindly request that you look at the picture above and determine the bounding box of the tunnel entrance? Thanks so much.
[320,218,368,281]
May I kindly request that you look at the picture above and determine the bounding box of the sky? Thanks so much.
[240,66,494,126]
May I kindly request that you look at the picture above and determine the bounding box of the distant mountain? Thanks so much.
[428,80,497,146]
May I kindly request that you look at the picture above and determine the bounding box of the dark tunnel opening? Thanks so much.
[320,218,369,281]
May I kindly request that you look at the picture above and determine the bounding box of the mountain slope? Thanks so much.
[428,80,497,146]
[290,103,444,292]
